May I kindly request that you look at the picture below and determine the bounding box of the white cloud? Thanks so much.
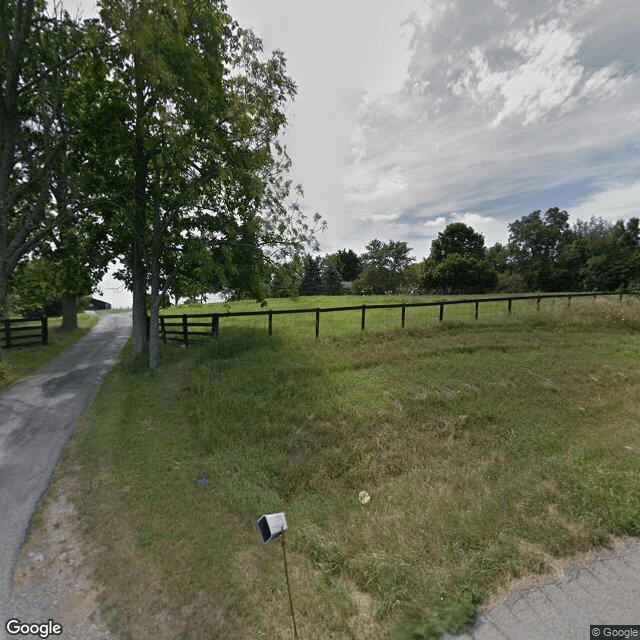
[362,211,404,223]
[423,216,447,228]
[342,0,640,251]
[453,212,496,226]
[447,18,631,128]
[569,180,640,223]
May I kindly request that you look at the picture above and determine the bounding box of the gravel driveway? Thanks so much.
[0,313,131,637]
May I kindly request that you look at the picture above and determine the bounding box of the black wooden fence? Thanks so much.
[157,291,635,347]
[1,317,48,349]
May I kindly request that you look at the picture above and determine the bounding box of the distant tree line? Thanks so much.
[268,208,640,297]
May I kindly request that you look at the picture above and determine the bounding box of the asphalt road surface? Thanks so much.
[0,313,130,631]
[445,538,640,639]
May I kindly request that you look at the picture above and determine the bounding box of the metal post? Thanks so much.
[474,301,479,320]
[269,310,273,336]
[315,308,320,339]
[281,535,299,639]
[401,304,406,329]
[439,303,444,322]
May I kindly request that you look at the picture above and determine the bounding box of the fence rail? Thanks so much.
[1,317,48,349]
[156,291,636,347]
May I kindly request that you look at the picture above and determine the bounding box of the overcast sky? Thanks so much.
[71,0,640,306]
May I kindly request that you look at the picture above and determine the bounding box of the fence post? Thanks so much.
[567,295,571,307]
[536,297,541,311]
[146,314,150,339]
[160,316,166,344]
[474,301,479,320]
[508,299,512,314]
[315,308,320,339]
[212,314,219,344]
[4,319,11,349]
[439,303,444,322]
[41,316,48,345]
[182,314,189,347]
[361,305,366,331]
[401,304,406,329]
[269,310,273,336]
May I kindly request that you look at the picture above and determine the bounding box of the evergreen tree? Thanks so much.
[322,263,343,295]
[299,256,323,295]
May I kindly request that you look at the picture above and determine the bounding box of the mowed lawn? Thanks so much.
[54,295,640,639]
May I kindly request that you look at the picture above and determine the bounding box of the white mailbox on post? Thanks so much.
[256,512,288,544]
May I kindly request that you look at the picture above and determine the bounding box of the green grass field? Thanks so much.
[51,295,640,639]
[161,293,619,344]
[0,312,99,392]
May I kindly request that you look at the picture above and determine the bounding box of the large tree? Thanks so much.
[507,207,572,291]
[422,222,496,293]
[353,239,414,294]
[429,222,486,262]
[578,218,640,291]
[422,253,497,294]
[326,248,361,282]
[85,0,317,368]
[299,255,323,296]
[0,1,85,356]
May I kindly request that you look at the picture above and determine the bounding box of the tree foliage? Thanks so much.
[322,262,343,295]
[79,0,319,368]
[507,207,571,291]
[326,249,361,281]
[0,2,92,358]
[422,253,497,294]
[353,239,414,294]
[422,222,495,294]
[429,222,486,261]
[299,255,323,296]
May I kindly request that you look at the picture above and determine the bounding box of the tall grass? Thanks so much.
[50,295,640,639]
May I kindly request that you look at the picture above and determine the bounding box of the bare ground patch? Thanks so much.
[10,476,115,640]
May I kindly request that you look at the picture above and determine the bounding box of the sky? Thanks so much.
[69,0,640,307]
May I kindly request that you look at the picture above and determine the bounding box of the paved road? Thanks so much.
[445,538,640,640]
[0,313,130,630]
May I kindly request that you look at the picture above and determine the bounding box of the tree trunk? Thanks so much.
[130,54,149,363]
[131,254,148,360]
[149,268,161,371]
[60,291,77,331]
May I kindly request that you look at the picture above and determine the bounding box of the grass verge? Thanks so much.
[57,296,640,639]
[0,312,99,393]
